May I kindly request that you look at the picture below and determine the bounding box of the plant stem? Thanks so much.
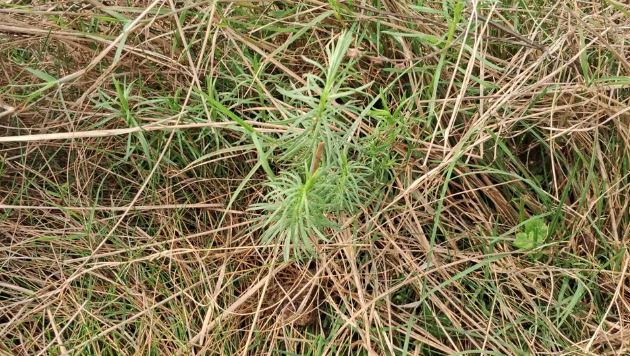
[310,141,325,175]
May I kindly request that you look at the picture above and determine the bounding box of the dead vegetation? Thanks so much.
[1,0,629,354]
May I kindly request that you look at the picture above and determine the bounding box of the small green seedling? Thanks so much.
[513,217,549,249]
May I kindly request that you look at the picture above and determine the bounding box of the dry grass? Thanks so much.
[1,0,629,355]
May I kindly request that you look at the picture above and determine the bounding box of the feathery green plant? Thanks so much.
[253,166,334,261]
[275,30,369,164]
[252,31,376,260]
[252,152,371,260]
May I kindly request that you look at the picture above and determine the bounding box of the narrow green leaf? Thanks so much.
[26,67,57,82]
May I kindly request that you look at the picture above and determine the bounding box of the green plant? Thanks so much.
[513,217,549,250]
[252,145,371,261]
[252,166,334,261]
[252,31,376,260]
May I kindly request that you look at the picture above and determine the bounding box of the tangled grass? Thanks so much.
[1,0,629,354]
